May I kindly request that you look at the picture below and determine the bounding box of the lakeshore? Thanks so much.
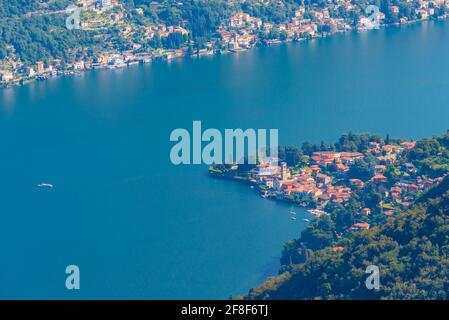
[237,130,449,300]
[2,1,448,89]
[209,133,447,234]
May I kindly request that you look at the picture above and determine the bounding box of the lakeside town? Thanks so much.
[2,0,449,87]
[209,133,448,235]
[244,132,449,300]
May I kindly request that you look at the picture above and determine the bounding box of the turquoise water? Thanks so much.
[1,21,449,299]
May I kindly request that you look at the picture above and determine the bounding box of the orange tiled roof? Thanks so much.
[371,174,387,181]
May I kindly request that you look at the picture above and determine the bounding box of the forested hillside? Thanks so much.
[246,175,449,300]
[1,0,446,66]
[0,0,102,64]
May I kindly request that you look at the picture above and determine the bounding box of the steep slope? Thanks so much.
[246,177,449,300]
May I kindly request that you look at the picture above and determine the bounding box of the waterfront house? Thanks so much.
[96,55,109,65]
[28,67,36,78]
[358,16,377,30]
[0,71,14,82]
[293,187,322,202]
[37,61,45,73]
[264,178,274,189]
[218,29,233,43]
[256,163,280,178]
[74,61,85,70]
[416,9,429,20]
[236,33,256,49]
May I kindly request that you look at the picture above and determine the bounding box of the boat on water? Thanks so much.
[290,216,297,220]
[303,218,310,222]
[37,183,54,188]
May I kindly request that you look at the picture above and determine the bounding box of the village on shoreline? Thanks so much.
[209,133,447,235]
[2,0,449,88]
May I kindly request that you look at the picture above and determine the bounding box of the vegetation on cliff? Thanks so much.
[246,173,449,300]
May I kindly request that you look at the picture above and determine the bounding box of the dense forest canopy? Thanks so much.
[246,176,449,299]
[0,0,102,64]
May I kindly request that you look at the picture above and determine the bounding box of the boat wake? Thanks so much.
[37,183,54,189]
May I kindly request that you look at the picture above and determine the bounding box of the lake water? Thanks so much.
[1,20,449,299]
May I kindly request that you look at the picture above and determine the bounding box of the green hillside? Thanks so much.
[246,176,449,300]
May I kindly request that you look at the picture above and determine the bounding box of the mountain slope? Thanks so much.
[246,177,449,300]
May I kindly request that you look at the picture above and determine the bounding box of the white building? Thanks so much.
[28,67,36,77]
[0,71,14,82]
[74,61,85,70]
[101,0,112,9]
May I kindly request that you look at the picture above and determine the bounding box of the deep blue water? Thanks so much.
[1,20,449,299]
